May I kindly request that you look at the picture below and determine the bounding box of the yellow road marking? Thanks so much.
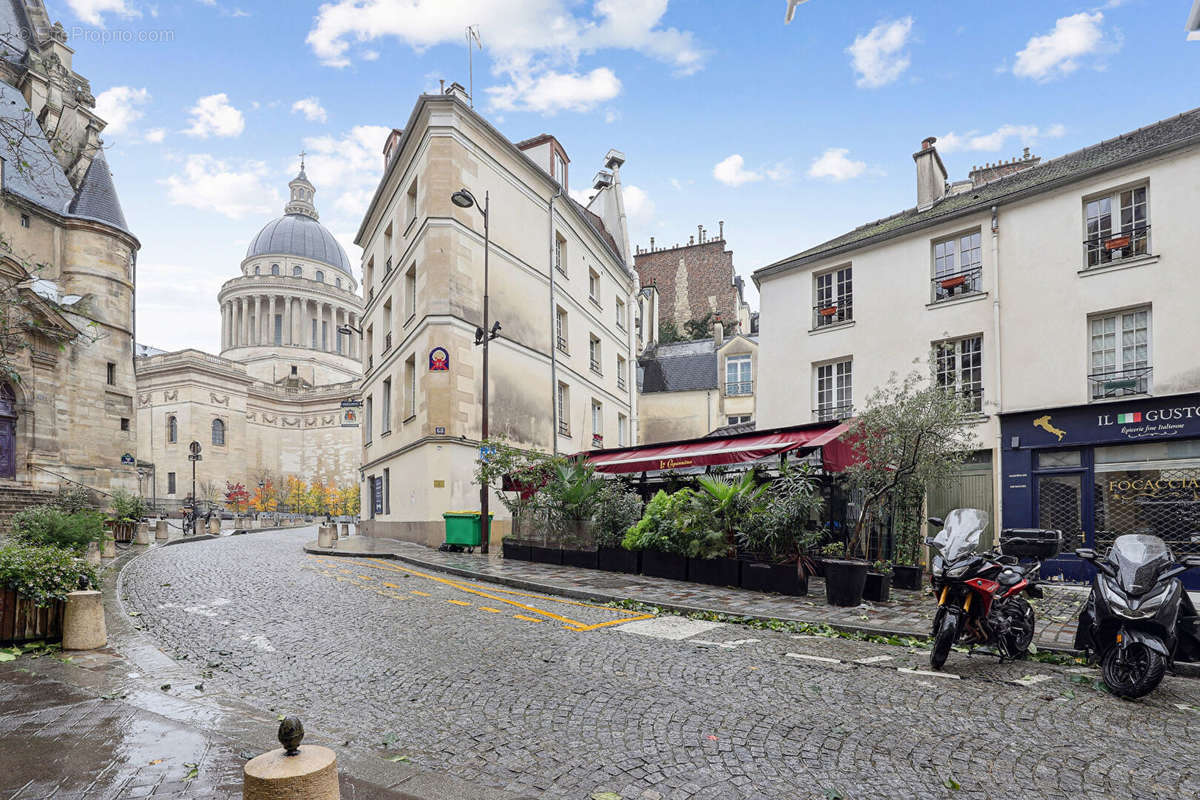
[479,606,502,613]
[513,615,543,623]
[411,590,431,597]
[565,614,656,632]
[382,582,403,589]
[447,599,471,606]
[358,575,374,580]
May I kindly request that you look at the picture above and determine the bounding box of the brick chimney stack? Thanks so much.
[913,136,948,211]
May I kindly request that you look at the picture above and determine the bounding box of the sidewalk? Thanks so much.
[304,537,1089,650]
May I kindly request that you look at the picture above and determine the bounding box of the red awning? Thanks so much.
[586,421,855,475]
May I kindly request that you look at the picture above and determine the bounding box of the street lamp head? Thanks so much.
[451,188,476,209]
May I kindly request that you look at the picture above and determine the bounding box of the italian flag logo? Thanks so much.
[1117,412,1142,424]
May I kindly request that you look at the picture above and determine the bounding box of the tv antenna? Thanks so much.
[466,25,482,107]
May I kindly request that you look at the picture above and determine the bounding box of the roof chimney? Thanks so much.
[713,317,724,348]
[718,220,725,240]
[913,136,948,211]
[444,81,470,104]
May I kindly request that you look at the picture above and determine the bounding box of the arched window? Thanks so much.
[271,264,280,276]
[167,415,177,443]
[211,418,225,446]
[254,265,261,275]
[315,270,324,283]
[335,277,342,289]
[293,266,302,277]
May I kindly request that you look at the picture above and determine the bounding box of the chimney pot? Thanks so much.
[650,236,655,250]
[922,136,937,149]
[718,220,725,239]
[689,235,694,245]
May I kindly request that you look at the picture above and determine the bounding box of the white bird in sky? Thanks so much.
[785,0,811,24]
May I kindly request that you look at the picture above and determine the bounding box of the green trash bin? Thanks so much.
[442,511,493,548]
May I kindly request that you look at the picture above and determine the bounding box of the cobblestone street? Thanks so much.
[119,529,1200,800]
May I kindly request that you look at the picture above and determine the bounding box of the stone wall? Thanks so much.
[634,238,740,333]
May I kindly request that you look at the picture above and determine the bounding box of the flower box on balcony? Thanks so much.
[592,434,603,448]
[939,275,967,291]
[1105,234,1131,251]
[818,306,838,317]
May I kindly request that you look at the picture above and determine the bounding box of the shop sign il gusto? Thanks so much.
[1095,403,1200,442]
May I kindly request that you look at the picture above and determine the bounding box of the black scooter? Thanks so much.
[1074,534,1200,698]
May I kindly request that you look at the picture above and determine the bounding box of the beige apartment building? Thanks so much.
[354,84,643,545]
[754,108,1200,582]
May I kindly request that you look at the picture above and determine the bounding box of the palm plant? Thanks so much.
[695,471,769,555]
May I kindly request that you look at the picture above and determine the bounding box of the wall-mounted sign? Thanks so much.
[429,347,449,371]
[340,399,362,408]
[433,479,445,488]
[479,445,496,463]
[435,426,446,435]
[120,453,135,465]
[341,408,360,427]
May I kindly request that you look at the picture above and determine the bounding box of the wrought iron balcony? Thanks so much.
[931,265,982,302]
[813,299,853,329]
[1084,225,1150,269]
[557,419,570,436]
[617,376,627,391]
[1088,366,1151,400]
[592,433,604,449]
[383,332,393,352]
[556,336,569,354]
[385,256,392,274]
[590,358,602,375]
[813,403,853,422]
[725,380,753,397]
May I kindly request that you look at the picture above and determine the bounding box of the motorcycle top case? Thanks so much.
[999,528,1061,559]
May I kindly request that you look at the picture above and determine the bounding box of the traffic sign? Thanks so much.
[189,441,202,455]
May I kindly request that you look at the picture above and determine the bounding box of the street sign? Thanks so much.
[189,441,202,455]
[435,426,446,435]
[120,453,135,465]
[479,445,496,463]
[340,399,362,408]
[188,454,202,462]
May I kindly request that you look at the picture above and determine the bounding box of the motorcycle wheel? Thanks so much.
[1100,644,1166,699]
[1000,596,1036,658]
[930,612,958,670]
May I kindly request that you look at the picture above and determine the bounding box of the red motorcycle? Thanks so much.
[925,509,1060,669]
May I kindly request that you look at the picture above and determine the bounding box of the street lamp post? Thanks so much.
[451,187,500,554]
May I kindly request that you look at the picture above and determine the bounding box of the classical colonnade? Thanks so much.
[221,293,359,359]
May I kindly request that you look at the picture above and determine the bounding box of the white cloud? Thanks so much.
[569,187,595,207]
[94,86,150,136]
[184,93,245,138]
[622,184,653,221]
[847,17,914,88]
[66,0,139,26]
[300,125,393,222]
[765,161,792,182]
[937,123,1066,153]
[291,97,328,123]
[162,154,279,219]
[144,128,167,143]
[1013,12,1116,81]
[487,68,621,114]
[807,148,866,182]
[713,154,762,187]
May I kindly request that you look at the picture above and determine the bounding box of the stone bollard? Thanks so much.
[155,519,169,540]
[134,522,151,545]
[62,590,107,650]
[85,541,102,566]
[101,536,116,559]
[317,526,336,548]
[244,717,339,800]
[338,523,349,537]
[208,517,221,535]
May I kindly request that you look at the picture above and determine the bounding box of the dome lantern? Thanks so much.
[283,150,318,220]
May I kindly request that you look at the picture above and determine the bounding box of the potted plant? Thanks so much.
[543,464,604,570]
[622,489,692,581]
[109,489,147,544]
[889,483,925,591]
[501,535,532,562]
[0,543,99,645]
[820,541,869,606]
[864,560,893,603]
[735,464,824,597]
[593,482,643,573]
[689,473,765,588]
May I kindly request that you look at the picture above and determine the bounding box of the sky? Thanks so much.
[42,0,1199,353]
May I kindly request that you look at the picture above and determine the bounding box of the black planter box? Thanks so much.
[891,565,922,591]
[739,562,807,596]
[687,557,741,588]
[640,550,688,581]
[502,540,532,562]
[824,559,869,606]
[597,546,640,573]
[863,572,892,603]
[561,548,598,570]
[529,545,562,565]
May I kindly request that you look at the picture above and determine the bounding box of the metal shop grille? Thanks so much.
[1095,467,1200,556]
[1037,475,1084,553]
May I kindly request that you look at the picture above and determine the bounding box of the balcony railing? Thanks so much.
[383,332,393,352]
[592,433,604,449]
[385,256,392,274]
[617,376,627,391]
[589,358,602,375]
[1088,366,1151,400]
[931,265,983,302]
[813,403,853,422]
[557,419,570,436]
[725,380,753,397]
[813,299,853,329]
[1084,225,1150,269]
[556,336,569,354]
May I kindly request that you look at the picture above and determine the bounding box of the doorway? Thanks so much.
[0,384,16,480]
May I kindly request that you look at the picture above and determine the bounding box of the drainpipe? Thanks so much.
[548,184,563,454]
[990,205,1004,526]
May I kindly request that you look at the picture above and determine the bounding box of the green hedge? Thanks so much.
[8,507,106,552]
[0,544,99,607]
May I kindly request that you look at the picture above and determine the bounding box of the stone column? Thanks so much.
[237,297,246,347]
[283,295,292,346]
[254,295,263,346]
[219,303,226,350]
[269,295,278,346]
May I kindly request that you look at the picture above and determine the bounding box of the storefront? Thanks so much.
[1000,392,1200,589]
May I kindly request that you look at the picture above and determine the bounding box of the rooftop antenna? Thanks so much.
[466,25,482,108]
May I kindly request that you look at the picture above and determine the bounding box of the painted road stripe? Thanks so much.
[692,638,760,650]
[786,653,841,664]
[411,590,431,597]
[855,655,895,665]
[358,575,373,580]
[382,582,403,589]
[1012,674,1053,687]
[514,615,543,623]
[447,599,471,606]
[479,606,503,613]
[898,667,960,679]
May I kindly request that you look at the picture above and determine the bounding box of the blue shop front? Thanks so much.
[1000,392,1200,590]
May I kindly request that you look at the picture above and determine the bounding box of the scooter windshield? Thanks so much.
[935,508,989,563]
[1106,534,1172,595]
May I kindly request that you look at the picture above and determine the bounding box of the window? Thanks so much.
[1089,308,1150,399]
[274,314,283,346]
[617,355,627,391]
[815,359,852,421]
[120,417,130,431]
[20,213,29,228]
[554,234,566,275]
[725,354,752,396]
[365,395,373,443]
[728,415,752,425]
[291,365,298,375]
[589,335,602,374]
[1085,185,1149,268]
[106,362,116,385]
[293,266,302,277]
[588,269,600,303]
[167,472,176,495]
[557,382,570,436]
[591,399,603,446]
[254,265,261,275]
[167,415,177,443]
[615,298,626,330]
[405,263,417,321]
[813,266,852,328]
[383,299,393,350]
[311,319,318,349]
[635,300,643,334]
[404,355,416,419]
[381,378,392,433]
[406,178,418,227]
[271,264,280,276]
[556,307,569,353]
[934,335,984,413]
[336,277,342,289]
[618,413,627,447]
[315,270,325,283]
[932,230,983,301]
[211,418,226,446]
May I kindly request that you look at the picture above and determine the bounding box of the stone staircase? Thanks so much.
[0,486,56,533]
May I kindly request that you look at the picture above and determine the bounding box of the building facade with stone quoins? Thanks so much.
[0,0,141,495]
[633,226,752,335]
[135,168,362,508]
[354,84,646,547]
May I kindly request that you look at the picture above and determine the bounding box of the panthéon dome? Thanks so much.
[244,166,352,275]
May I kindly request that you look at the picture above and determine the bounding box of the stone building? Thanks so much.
[0,0,141,496]
[134,168,362,507]
[355,84,643,546]
[633,224,752,335]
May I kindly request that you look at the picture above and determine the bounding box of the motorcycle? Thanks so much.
[1074,535,1200,698]
[924,509,1057,670]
